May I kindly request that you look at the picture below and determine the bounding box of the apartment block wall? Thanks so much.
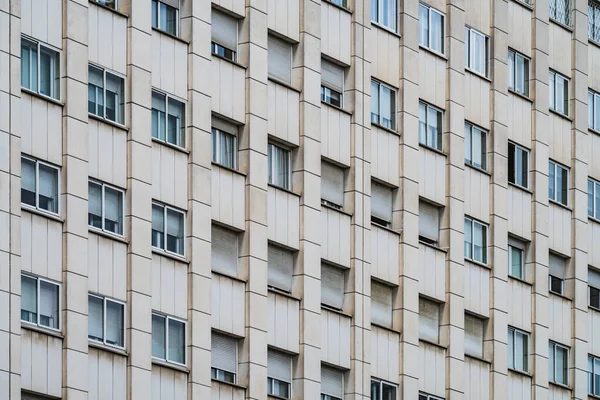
[2,0,600,399]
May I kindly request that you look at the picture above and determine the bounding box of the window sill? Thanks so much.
[508,368,532,378]
[89,0,129,18]
[88,113,128,131]
[508,181,533,195]
[22,322,63,338]
[212,269,247,284]
[508,89,533,103]
[212,162,247,177]
[267,77,300,93]
[549,199,571,212]
[89,340,128,356]
[549,18,573,33]
[419,45,447,61]
[549,381,572,391]
[465,163,491,176]
[419,240,447,253]
[419,142,445,156]
[321,100,353,116]
[464,354,491,365]
[151,137,189,154]
[549,108,572,122]
[152,358,189,373]
[419,338,446,350]
[268,287,301,302]
[589,216,600,225]
[508,0,533,11]
[371,322,401,335]
[589,127,600,136]
[371,21,401,39]
[89,227,129,244]
[549,290,571,302]
[151,27,189,45]
[465,68,491,83]
[321,202,353,218]
[21,88,64,107]
[589,305,600,313]
[268,395,293,400]
[464,258,490,270]
[212,53,247,69]
[371,222,402,237]
[508,275,532,286]
[211,378,247,391]
[152,248,189,264]
[371,121,399,136]
[590,38,600,50]
[322,0,352,14]
[21,205,63,223]
[268,183,301,198]
[321,305,353,319]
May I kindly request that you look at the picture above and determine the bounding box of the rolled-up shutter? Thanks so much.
[371,280,393,328]
[268,244,294,291]
[589,267,600,289]
[212,332,237,373]
[321,263,345,309]
[321,365,344,398]
[549,253,566,279]
[419,297,439,343]
[211,225,239,276]
[321,161,344,207]
[464,313,483,358]
[267,349,292,383]
[419,201,439,242]
[212,9,238,51]
[321,59,344,93]
[268,35,292,84]
[371,181,393,224]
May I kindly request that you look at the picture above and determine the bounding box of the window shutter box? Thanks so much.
[549,253,566,279]
[212,333,237,373]
[268,244,294,291]
[321,365,344,398]
[268,35,292,84]
[267,349,292,382]
[212,9,238,51]
[321,59,344,93]
[321,162,344,207]
[371,280,393,327]
[590,267,600,289]
[211,225,239,276]
[321,263,344,309]
[371,181,393,224]
[419,298,439,342]
[419,201,439,242]
[212,117,238,135]
[161,0,180,9]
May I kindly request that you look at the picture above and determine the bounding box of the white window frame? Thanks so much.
[151,312,187,366]
[508,326,529,373]
[549,341,569,386]
[370,379,397,400]
[549,0,572,26]
[20,273,61,332]
[589,177,600,220]
[590,0,600,43]
[590,354,600,396]
[464,26,490,78]
[88,179,125,236]
[371,79,396,131]
[508,49,530,97]
[151,89,186,148]
[87,293,126,349]
[549,70,569,116]
[549,161,569,206]
[152,0,179,36]
[268,142,292,190]
[464,216,488,265]
[88,64,126,125]
[371,0,397,32]
[589,89,600,132]
[419,101,443,151]
[508,141,529,189]
[418,3,445,55]
[20,35,60,100]
[508,242,525,280]
[464,122,487,170]
[151,201,186,257]
[21,155,60,216]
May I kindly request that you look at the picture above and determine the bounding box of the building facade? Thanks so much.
[2,0,600,399]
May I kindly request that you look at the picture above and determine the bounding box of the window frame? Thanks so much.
[151,0,180,36]
[267,351,292,399]
[508,141,530,189]
[211,9,238,62]
[370,378,397,400]
[548,160,569,206]
[508,326,529,373]
[151,201,186,257]
[211,122,238,170]
[211,332,238,384]
[88,64,126,125]
[267,142,292,190]
[371,0,397,32]
[20,35,61,101]
[590,0,600,43]
[508,48,530,97]
[418,3,445,55]
[464,122,487,170]
[151,311,187,366]
[589,89,600,132]
[21,155,61,216]
[87,293,126,349]
[589,267,600,310]
[20,273,61,332]
[549,70,569,116]
[88,179,125,237]
[549,341,569,386]
[464,26,490,78]
[151,89,186,149]
[464,216,488,265]
[508,242,525,280]
[419,101,444,151]
[589,177,600,220]
[590,354,600,396]
[371,79,397,131]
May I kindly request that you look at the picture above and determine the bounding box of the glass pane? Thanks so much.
[519,332,528,372]
[590,356,595,394]
[419,103,427,144]
[88,182,103,229]
[39,280,59,329]
[106,300,124,347]
[549,162,556,201]
[472,128,483,169]
[508,329,514,369]
[381,85,394,129]
[21,158,36,207]
[381,0,395,30]
[556,77,565,114]
[371,381,379,400]
[152,204,165,249]
[590,92,595,129]
[510,247,523,279]
[419,5,429,47]
[21,40,33,90]
[152,92,166,140]
[549,72,555,110]
[430,10,443,53]
[508,51,515,90]
[472,31,485,74]
[104,186,123,235]
[38,164,58,213]
[106,73,124,123]
[151,0,158,28]
[381,383,395,400]
[164,3,178,35]
[595,94,600,131]
[21,275,37,323]
[556,346,568,384]
[589,180,594,217]
[464,124,472,164]
[596,182,600,219]
[549,344,555,382]
[427,107,439,149]
[217,130,236,169]
[371,0,378,22]
[595,359,600,395]
[39,47,58,98]
[516,54,525,94]
[168,319,185,364]
[166,209,184,255]
[371,81,380,125]
[473,222,485,263]
[167,98,185,147]
[152,314,166,359]
[88,295,104,341]
[558,167,568,206]
[464,219,472,259]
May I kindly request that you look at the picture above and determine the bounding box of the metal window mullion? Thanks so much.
[35,161,40,209]
[36,42,41,94]
[233,134,238,169]
[215,129,221,164]
[428,7,432,47]
[103,70,107,119]
[103,297,108,345]
[287,149,291,189]
[164,95,169,143]
[101,184,106,231]
[163,206,168,251]
[36,277,41,325]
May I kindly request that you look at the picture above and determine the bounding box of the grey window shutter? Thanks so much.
[464,314,483,358]
[267,349,292,382]
[419,201,439,242]
[321,365,344,398]
[549,253,566,279]
[321,59,344,93]
[371,181,393,224]
[268,35,292,84]
[268,244,294,291]
[212,332,238,373]
[508,237,525,250]
[212,117,238,135]
[321,162,344,207]
[161,0,180,9]
[212,9,238,51]
[589,267,600,289]
[211,225,239,276]
[321,263,344,309]
[371,280,393,327]
[418,297,439,342]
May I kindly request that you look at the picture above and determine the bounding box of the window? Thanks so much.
[590,1,600,42]
[152,312,186,365]
[464,27,490,77]
[508,49,530,97]
[589,178,600,219]
[589,267,600,310]
[21,274,60,330]
[419,393,443,400]
[371,280,393,328]
[508,327,528,372]
[419,201,440,246]
[371,0,396,31]
[88,294,125,348]
[88,180,124,236]
[268,244,294,292]
[268,35,292,85]
[549,71,569,116]
[21,36,60,100]
[152,202,185,256]
[321,365,344,400]
[549,341,569,385]
[212,119,238,169]
[93,0,117,9]
[418,3,444,54]
[508,238,525,280]
[371,181,393,228]
[549,161,568,206]
[88,64,125,124]
[211,332,238,384]
[371,80,396,130]
[267,349,292,399]
[268,143,292,190]
[464,217,487,264]
[549,253,567,296]
[21,156,59,215]
[464,313,484,358]
[419,297,439,343]
[370,379,397,400]
[212,225,239,276]
[464,122,486,170]
[590,90,600,131]
[211,9,238,62]
[508,142,529,189]
[152,90,186,148]
[152,0,179,36]
[321,59,344,108]
[419,102,443,151]
[321,263,345,309]
[549,0,571,26]
[590,354,600,396]
[321,161,344,209]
